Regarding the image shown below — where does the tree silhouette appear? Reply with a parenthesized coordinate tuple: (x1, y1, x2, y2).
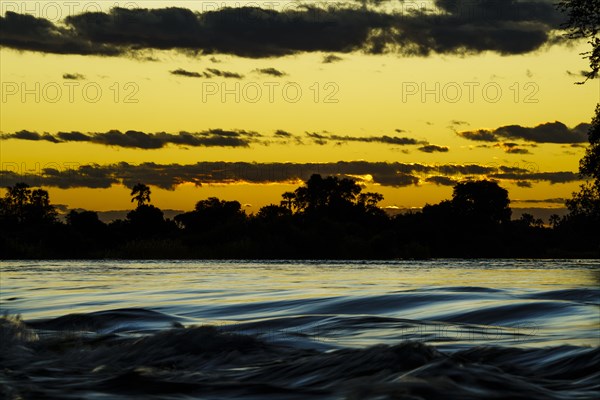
(175, 197, 245, 231)
(27, 189, 57, 223)
(131, 183, 151, 207)
(257, 204, 292, 220)
(559, 0, 600, 221)
(281, 174, 382, 218)
(67, 210, 105, 232)
(1, 183, 31, 222)
(0, 183, 56, 223)
(357, 192, 386, 216)
(280, 192, 296, 212)
(565, 83, 599, 221)
(451, 180, 511, 225)
(126, 205, 166, 236)
(549, 214, 562, 228)
(579, 104, 600, 190)
(1, 175, 599, 258)
(566, 181, 600, 217)
(517, 213, 544, 228)
(292, 174, 360, 212)
(557, 0, 599, 81)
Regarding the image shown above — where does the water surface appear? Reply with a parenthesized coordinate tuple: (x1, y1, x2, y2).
(1, 260, 599, 399)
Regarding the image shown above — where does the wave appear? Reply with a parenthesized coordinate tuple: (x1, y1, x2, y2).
(1, 311, 599, 400)
(519, 288, 600, 304)
(26, 308, 185, 334)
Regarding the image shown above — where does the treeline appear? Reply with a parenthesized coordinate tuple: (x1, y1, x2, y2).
(0, 175, 598, 259)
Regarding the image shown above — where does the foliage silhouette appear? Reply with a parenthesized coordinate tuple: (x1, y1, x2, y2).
(127, 205, 170, 237)
(558, 0, 599, 82)
(1, 175, 598, 259)
(131, 183, 151, 207)
(558, 1, 600, 247)
(0, 183, 57, 224)
(580, 104, 600, 184)
(175, 197, 246, 232)
(67, 209, 104, 230)
(546, 0, 600, 259)
(451, 180, 511, 225)
(565, 107, 600, 222)
(256, 204, 292, 220)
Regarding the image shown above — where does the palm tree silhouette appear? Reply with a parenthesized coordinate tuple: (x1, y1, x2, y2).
(131, 183, 151, 208)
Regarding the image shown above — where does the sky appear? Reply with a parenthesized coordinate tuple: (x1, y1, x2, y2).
(1, 0, 599, 217)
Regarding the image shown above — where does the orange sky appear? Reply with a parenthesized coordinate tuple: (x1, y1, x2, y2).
(0, 1, 598, 216)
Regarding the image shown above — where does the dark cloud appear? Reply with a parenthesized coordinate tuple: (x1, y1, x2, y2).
(425, 176, 458, 186)
(254, 68, 286, 77)
(273, 130, 293, 138)
(0, 3, 566, 58)
(495, 142, 532, 154)
(323, 54, 344, 63)
(433, 0, 564, 25)
(62, 73, 85, 80)
(438, 164, 499, 175)
(2, 129, 432, 149)
(206, 68, 244, 79)
(1, 166, 117, 189)
(7, 130, 60, 143)
(418, 144, 449, 153)
(516, 181, 533, 187)
(0, 161, 414, 190)
(458, 121, 590, 144)
(0, 11, 120, 55)
(43, 164, 119, 189)
(372, 172, 420, 187)
(55, 131, 89, 142)
(309, 134, 328, 146)
(506, 148, 531, 155)
(458, 129, 498, 142)
(499, 165, 534, 174)
(171, 68, 243, 78)
(495, 122, 590, 143)
(170, 68, 204, 78)
(382, 0, 564, 56)
(1, 161, 580, 191)
(306, 132, 427, 146)
(490, 171, 580, 184)
(91, 130, 164, 149)
(377, 136, 424, 145)
(2, 130, 259, 149)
